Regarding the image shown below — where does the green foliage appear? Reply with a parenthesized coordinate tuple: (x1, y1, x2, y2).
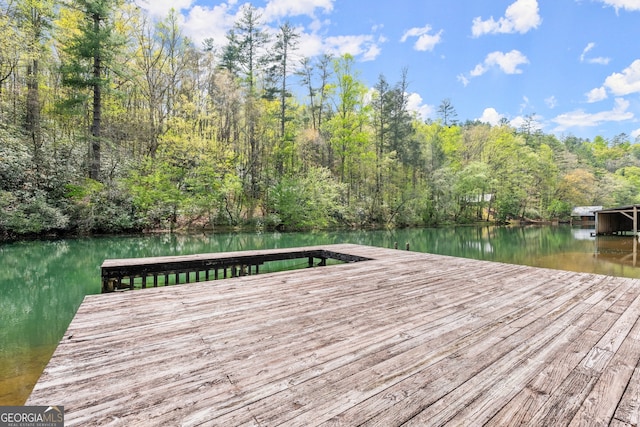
(64, 178, 140, 233)
(494, 193, 522, 222)
(547, 200, 572, 220)
(388, 188, 435, 228)
(439, 125, 464, 170)
(127, 156, 184, 229)
(3, 1, 640, 241)
(325, 54, 372, 187)
(65, 179, 104, 200)
(0, 190, 69, 235)
(126, 132, 241, 230)
(453, 161, 492, 222)
(59, 0, 123, 82)
(617, 166, 640, 188)
(0, 132, 31, 191)
(268, 167, 346, 230)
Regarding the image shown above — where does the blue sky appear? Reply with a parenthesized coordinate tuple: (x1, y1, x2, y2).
(135, 0, 640, 141)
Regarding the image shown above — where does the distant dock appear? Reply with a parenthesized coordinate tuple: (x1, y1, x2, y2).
(28, 244, 640, 426)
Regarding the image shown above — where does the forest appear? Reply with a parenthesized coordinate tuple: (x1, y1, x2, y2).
(2, 0, 640, 241)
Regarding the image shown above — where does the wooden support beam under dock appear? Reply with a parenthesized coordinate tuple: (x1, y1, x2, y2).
(28, 244, 640, 426)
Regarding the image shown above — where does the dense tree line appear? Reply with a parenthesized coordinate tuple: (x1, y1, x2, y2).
(2, 0, 640, 240)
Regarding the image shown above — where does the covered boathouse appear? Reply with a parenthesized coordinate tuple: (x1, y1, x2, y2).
(570, 206, 602, 226)
(595, 204, 640, 235)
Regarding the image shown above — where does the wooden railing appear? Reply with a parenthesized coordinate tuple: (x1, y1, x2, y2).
(101, 248, 372, 293)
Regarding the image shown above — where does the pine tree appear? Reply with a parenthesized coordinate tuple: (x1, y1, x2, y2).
(59, 0, 123, 181)
(224, 4, 270, 201)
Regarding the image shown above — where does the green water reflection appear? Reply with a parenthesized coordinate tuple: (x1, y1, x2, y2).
(1, 225, 639, 404)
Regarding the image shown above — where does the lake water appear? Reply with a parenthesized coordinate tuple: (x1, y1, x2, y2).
(2, 225, 640, 404)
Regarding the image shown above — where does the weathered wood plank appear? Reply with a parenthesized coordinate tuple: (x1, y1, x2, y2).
(161, 260, 524, 424)
(568, 292, 640, 426)
(360, 278, 610, 426)
(614, 359, 640, 426)
(490, 280, 638, 425)
(423, 299, 618, 425)
(484, 276, 638, 426)
(308, 272, 587, 425)
(27, 244, 640, 426)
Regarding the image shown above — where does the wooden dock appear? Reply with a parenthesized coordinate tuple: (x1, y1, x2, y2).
(27, 244, 640, 426)
(100, 247, 371, 293)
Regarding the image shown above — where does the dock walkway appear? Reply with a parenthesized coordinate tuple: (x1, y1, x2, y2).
(28, 244, 640, 426)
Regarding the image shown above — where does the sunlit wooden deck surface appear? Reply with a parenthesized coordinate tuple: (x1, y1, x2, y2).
(28, 244, 640, 426)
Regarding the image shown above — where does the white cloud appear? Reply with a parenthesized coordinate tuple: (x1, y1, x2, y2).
(182, 4, 239, 46)
(632, 128, 640, 140)
(324, 35, 381, 60)
(545, 96, 557, 109)
(510, 114, 543, 131)
(590, 57, 612, 65)
(510, 116, 526, 129)
(603, 59, 640, 95)
(400, 25, 443, 52)
(135, 0, 195, 17)
(135, 2, 243, 48)
(552, 98, 634, 131)
(586, 87, 608, 103)
(597, 0, 640, 12)
(406, 92, 434, 120)
(580, 42, 611, 65)
(472, 0, 542, 37)
(585, 60, 640, 104)
(263, 0, 334, 21)
(469, 50, 529, 77)
(298, 32, 326, 57)
(144, 0, 379, 62)
(457, 74, 470, 87)
(580, 42, 596, 62)
(298, 15, 386, 61)
(469, 64, 487, 77)
(478, 108, 504, 126)
(308, 17, 327, 33)
(362, 43, 382, 62)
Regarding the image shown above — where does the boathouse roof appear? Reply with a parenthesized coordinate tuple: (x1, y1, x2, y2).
(570, 205, 602, 217)
(595, 204, 640, 235)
